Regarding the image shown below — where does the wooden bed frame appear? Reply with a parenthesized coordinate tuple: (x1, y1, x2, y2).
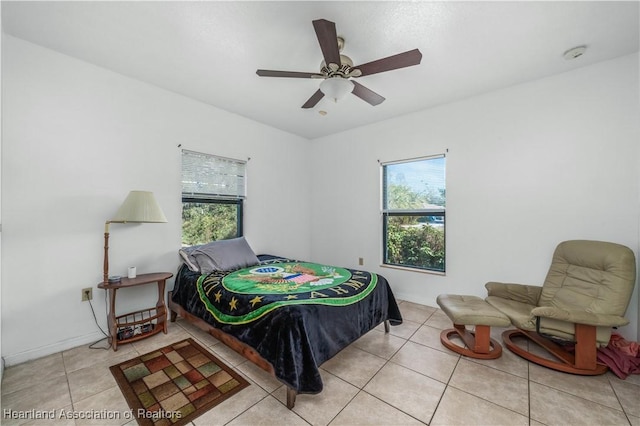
(167, 290, 390, 409)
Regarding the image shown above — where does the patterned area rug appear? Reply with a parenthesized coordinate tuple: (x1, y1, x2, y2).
(110, 338, 249, 426)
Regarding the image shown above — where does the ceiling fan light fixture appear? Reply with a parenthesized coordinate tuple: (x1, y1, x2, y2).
(256, 19, 422, 109)
(320, 77, 354, 102)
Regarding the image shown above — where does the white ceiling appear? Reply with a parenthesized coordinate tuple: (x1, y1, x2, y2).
(2, 1, 639, 139)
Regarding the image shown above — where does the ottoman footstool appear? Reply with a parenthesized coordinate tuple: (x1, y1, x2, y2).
(436, 294, 511, 359)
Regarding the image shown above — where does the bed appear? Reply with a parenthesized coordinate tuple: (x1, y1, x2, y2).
(168, 239, 402, 408)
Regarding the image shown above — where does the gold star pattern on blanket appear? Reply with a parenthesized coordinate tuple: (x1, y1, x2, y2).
(229, 297, 238, 311)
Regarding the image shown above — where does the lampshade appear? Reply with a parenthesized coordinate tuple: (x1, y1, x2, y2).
(320, 77, 354, 102)
(111, 191, 167, 223)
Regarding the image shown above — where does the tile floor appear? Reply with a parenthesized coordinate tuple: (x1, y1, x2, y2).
(1, 300, 639, 425)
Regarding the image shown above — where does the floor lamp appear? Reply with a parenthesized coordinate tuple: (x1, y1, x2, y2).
(103, 191, 168, 283)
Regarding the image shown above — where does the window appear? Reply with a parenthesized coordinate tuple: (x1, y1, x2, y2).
(181, 150, 246, 246)
(382, 155, 446, 272)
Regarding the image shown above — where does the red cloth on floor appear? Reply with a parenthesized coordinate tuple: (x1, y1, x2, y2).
(609, 333, 640, 357)
(597, 333, 640, 379)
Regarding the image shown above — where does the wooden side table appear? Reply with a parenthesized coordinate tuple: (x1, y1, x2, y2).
(98, 272, 173, 351)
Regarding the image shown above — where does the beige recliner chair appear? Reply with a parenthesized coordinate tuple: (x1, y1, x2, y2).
(485, 240, 636, 375)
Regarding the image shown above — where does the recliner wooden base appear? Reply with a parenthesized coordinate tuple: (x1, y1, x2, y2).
(440, 324, 503, 359)
(502, 327, 608, 375)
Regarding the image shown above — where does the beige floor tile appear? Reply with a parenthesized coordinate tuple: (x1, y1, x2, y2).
(620, 371, 640, 386)
(398, 303, 436, 324)
(192, 382, 267, 426)
(505, 333, 563, 368)
(208, 342, 252, 367)
(488, 325, 518, 342)
(468, 343, 529, 379)
(530, 381, 629, 425)
(67, 354, 128, 403)
(363, 362, 445, 424)
(390, 341, 458, 383)
(529, 362, 623, 411)
(376, 318, 422, 340)
(448, 358, 529, 416)
(524, 337, 560, 361)
(71, 386, 132, 426)
(1, 375, 72, 415)
(235, 360, 284, 393)
(171, 316, 198, 331)
(352, 329, 407, 360)
(608, 376, 640, 417)
(62, 341, 138, 374)
(329, 391, 423, 425)
(434, 328, 469, 357)
(424, 310, 451, 330)
(430, 386, 528, 426)
(401, 301, 437, 314)
(409, 324, 451, 353)
(274, 373, 359, 426)
(321, 345, 387, 388)
(175, 318, 222, 347)
(227, 395, 308, 425)
(488, 325, 506, 339)
(4, 298, 633, 426)
(129, 326, 192, 355)
(1, 352, 66, 395)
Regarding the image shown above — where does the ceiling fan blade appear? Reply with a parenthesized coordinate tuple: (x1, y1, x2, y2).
(312, 19, 341, 67)
(353, 49, 422, 77)
(351, 81, 385, 106)
(302, 89, 325, 109)
(257, 70, 324, 79)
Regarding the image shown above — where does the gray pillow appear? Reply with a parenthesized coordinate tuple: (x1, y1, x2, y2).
(178, 245, 201, 272)
(181, 237, 259, 273)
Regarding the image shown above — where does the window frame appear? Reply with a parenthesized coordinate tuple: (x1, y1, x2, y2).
(181, 196, 244, 240)
(380, 154, 446, 273)
(181, 150, 246, 244)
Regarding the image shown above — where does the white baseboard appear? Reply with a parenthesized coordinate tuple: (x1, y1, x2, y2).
(3, 331, 106, 367)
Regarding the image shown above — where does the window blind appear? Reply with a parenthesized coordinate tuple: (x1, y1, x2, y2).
(181, 149, 246, 199)
(382, 154, 445, 213)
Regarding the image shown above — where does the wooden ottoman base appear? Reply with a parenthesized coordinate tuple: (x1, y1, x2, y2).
(437, 294, 511, 359)
(440, 324, 503, 359)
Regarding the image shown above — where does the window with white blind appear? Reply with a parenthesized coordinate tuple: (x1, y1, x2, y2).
(181, 150, 246, 246)
(382, 154, 446, 272)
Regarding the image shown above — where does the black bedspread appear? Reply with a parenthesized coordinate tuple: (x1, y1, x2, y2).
(170, 255, 402, 394)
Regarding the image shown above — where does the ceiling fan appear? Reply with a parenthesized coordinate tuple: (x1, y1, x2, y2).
(256, 19, 422, 109)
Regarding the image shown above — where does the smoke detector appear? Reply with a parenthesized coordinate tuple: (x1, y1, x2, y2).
(563, 46, 587, 60)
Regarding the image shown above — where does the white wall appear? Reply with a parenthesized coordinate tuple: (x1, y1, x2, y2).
(310, 53, 640, 341)
(2, 35, 638, 366)
(1, 36, 311, 365)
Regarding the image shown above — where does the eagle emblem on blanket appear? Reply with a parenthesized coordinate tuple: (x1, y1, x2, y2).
(197, 260, 378, 324)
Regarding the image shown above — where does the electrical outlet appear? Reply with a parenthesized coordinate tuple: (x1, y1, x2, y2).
(81, 287, 93, 302)
(358, 257, 364, 266)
